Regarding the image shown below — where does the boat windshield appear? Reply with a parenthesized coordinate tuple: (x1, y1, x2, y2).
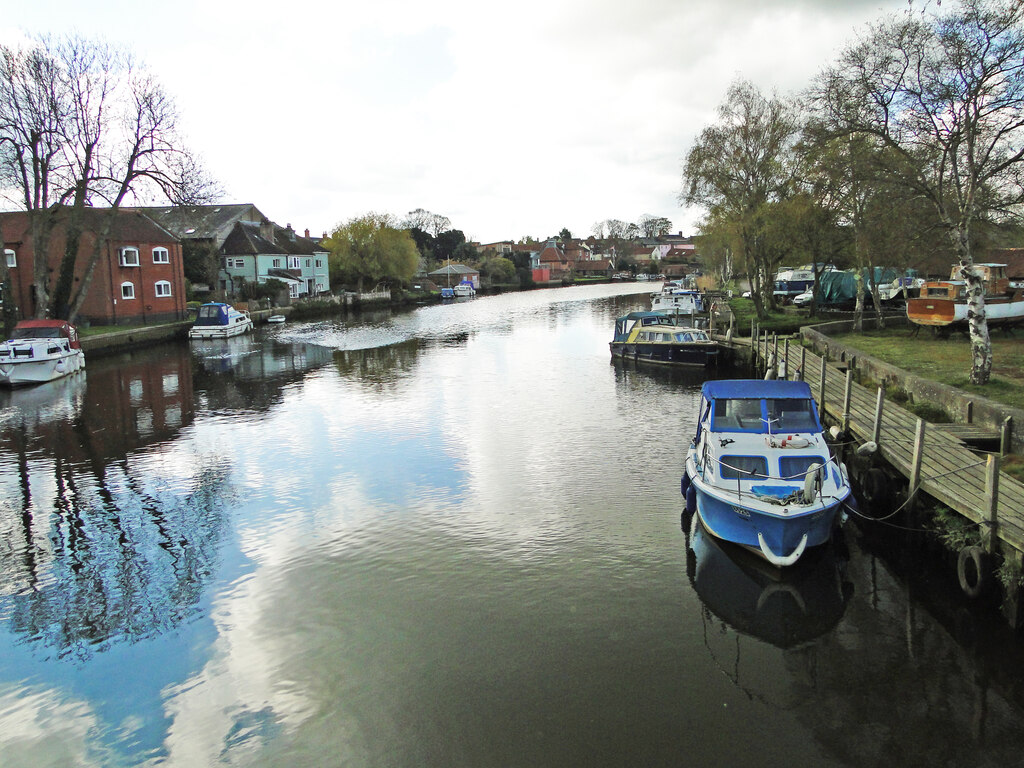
(10, 327, 63, 339)
(767, 398, 819, 432)
(711, 396, 818, 433)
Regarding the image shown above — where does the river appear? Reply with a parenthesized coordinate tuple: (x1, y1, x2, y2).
(1, 282, 1024, 767)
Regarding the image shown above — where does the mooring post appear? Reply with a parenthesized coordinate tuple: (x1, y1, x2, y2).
(1002, 416, 1013, 457)
(908, 418, 926, 512)
(966, 401, 974, 424)
(985, 453, 1000, 554)
(799, 346, 806, 382)
(1002, 549, 1024, 630)
(783, 337, 790, 380)
(818, 357, 827, 416)
(842, 369, 853, 434)
(872, 383, 886, 445)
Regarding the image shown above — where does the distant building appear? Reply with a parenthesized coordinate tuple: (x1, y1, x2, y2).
(428, 263, 480, 288)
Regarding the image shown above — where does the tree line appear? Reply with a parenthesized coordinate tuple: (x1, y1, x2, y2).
(681, 0, 1024, 385)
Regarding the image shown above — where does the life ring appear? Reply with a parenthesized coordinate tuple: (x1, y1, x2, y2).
(802, 463, 823, 504)
(957, 545, 990, 599)
(859, 467, 891, 515)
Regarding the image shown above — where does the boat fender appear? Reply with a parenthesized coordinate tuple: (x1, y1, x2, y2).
(779, 435, 810, 449)
(802, 463, 823, 504)
(680, 471, 691, 497)
(685, 484, 697, 515)
(957, 545, 990, 600)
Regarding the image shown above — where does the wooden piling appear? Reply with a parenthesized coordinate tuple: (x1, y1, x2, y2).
(842, 369, 853, 434)
(818, 357, 827, 414)
(872, 384, 886, 445)
(908, 419, 926, 512)
(985, 454, 1000, 554)
(799, 346, 806, 382)
(1002, 416, 1013, 457)
(783, 338, 790, 380)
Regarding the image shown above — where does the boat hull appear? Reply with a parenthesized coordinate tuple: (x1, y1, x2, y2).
(188, 322, 252, 339)
(0, 349, 85, 386)
(609, 341, 718, 366)
(685, 452, 846, 566)
(907, 296, 1024, 329)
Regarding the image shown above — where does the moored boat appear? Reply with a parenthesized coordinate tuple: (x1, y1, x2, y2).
(188, 302, 253, 339)
(609, 311, 718, 366)
(907, 263, 1024, 330)
(682, 379, 853, 567)
(650, 281, 704, 317)
(453, 280, 476, 297)
(0, 319, 86, 387)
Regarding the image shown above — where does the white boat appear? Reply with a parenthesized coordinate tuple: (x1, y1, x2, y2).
(453, 280, 476, 297)
(650, 281, 704, 316)
(0, 319, 86, 387)
(188, 302, 253, 339)
(609, 311, 718, 366)
(266, 315, 286, 324)
(682, 379, 854, 567)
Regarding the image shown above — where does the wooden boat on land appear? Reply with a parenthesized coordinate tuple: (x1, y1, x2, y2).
(907, 263, 1024, 330)
(682, 380, 853, 567)
(0, 319, 86, 387)
(189, 302, 253, 339)
(609, 311, 718, 366)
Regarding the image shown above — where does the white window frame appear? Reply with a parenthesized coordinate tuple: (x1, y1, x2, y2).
(289, 282, 299, 298)
(119, 247, 140, 267)
(305, 258, 311, 268)
(121, 281, 136, 299)
(273, 257, 282, 268)
(315, 259, 323, 268)
(152, 247, 169, 264)
(288, 256, 300, 269)
(4, 249, 15, 268)
(155, 280, 172, 297)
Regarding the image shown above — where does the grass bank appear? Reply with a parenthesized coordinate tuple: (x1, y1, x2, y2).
(826, 329, 1024, 412)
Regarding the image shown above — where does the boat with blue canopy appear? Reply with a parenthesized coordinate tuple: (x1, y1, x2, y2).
(188, 302, 253, 339)
(682, 379, 854, 567)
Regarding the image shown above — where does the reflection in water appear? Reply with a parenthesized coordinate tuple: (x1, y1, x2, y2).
(685, 512, 851, 649)
(4, 284, 1024, 766)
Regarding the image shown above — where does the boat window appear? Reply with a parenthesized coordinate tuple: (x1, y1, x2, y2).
(719, 455, 768, 480)
(767, 398, 819, 432)
(11, 327, 62, 339)
(711, 398, 764, 431)
(927, 286, 949, 297)
(779, 456, 827, 481)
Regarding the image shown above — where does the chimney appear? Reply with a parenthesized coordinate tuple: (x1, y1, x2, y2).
(304, 228, 310, 238)
(285, 223, 295, 241)
(260, 218, 274, 241)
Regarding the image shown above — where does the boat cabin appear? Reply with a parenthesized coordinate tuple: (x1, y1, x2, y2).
(695, 380, 822, 443)
(612, 311, 692, 343)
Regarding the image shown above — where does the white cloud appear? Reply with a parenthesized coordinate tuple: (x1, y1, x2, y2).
(1, 0, 905, 241)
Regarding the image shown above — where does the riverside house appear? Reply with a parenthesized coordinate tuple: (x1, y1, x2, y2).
(0, 207, 187, 326)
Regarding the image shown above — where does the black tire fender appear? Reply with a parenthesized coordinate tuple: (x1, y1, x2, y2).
(957, 545, 990, 600)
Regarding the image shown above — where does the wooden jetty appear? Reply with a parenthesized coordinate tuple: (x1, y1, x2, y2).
(740, 330, 1024, 585)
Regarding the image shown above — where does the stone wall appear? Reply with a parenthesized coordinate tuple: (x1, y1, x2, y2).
(799, 318, 1023, 454)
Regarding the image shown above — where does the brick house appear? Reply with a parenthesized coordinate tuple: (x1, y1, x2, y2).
(0, 208, 187, 326)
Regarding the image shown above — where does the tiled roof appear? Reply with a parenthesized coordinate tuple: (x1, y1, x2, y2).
(129, 203, 268, 245)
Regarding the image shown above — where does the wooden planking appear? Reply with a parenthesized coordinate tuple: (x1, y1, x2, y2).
(753, 336, 1024, 552)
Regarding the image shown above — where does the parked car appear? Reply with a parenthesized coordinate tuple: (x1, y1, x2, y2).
(793, 291, 814, 307)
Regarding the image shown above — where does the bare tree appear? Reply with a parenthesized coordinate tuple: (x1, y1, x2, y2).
(637, 214, 673, 238)
(0, 34, 217, 322)
(404, 208, 452, 237)
(814, 0, 1024, 384)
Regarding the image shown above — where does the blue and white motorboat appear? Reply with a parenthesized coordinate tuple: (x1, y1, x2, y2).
(188, 302, 253, 339)
(682, 379, 853, 567)
(453, 280, 476, 297)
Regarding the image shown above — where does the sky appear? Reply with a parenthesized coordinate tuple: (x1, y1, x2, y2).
(1, 0, 906, 244)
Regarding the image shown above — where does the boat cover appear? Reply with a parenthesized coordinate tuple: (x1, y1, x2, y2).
(700, 379, 812, 400)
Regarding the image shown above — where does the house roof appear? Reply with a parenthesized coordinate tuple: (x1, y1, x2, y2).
(0, 207, 178, 244)
(428, 263, 478, 277)
(129, 203, 268, 246)
(221, 221, 327, 257)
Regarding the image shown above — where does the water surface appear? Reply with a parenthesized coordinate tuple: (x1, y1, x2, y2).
(1, 283, 1023, 767)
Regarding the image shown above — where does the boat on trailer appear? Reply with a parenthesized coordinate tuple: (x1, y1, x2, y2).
(0, 319, 86, 387)
(907, 263, 1024, 330)
(682, 379, 853, 567)
(609, 311, 718, 366)
(189, 302, 253, 339)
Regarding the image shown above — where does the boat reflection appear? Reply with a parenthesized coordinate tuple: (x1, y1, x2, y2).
(684, 512, 852, 649)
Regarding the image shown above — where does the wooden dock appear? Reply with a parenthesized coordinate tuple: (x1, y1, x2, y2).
(747, 333, 1024, 562)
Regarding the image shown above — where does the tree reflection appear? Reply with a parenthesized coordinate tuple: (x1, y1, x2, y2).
(333, 337, 425, 387)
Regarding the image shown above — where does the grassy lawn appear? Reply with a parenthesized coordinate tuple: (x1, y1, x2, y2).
(828, 328, 1024, 411)
(727, 298, 827, 336)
